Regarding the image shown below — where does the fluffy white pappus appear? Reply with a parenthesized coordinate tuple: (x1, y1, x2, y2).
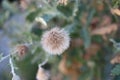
(41, 27, 70, 55)
(36, 67, 50, 80)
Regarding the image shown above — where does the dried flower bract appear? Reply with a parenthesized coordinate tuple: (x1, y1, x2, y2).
(36, 67, 50, 80)
(16, 45, 28, 56)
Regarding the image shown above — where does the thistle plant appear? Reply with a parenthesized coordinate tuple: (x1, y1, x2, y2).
(0, 0, 120, 80)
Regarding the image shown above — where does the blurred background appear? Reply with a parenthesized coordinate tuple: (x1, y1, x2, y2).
(0, 0, 120, 80)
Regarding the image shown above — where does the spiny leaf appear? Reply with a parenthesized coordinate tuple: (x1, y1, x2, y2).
(26, 9, 41, 22)
(112, 0, 120, 8)
(111, 64, 120, 76)
(81, 9, 95, 49)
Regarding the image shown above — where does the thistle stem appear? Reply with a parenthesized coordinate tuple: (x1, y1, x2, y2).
(39, 54, 50, 67)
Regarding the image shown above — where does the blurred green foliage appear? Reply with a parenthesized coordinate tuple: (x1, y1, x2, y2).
(112, 0, 120, 8)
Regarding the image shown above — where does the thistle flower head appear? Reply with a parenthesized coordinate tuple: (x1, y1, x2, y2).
(41, 27, 70, 55)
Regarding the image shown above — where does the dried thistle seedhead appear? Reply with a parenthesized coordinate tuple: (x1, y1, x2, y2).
(36, 67, 50, 80)
(58, 0, 68, 5)
(41, 27, 70, 55)
(111, 54, 120, 64)
(16, 44, 28, 57)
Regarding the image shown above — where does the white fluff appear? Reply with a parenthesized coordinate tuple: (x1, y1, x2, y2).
(41, 27, 70, 55)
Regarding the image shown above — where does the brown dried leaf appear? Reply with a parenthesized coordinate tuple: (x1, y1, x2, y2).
(70, 38, 83, 48)
(111, 8, 120, 16)
(84, 43, 100, 60)
(86, 43, 100, 55)
(100, 15, 111, 26)
(58, 54, 82, 80)
(91, 24, 118, 36)
(90, 15, 111, 30)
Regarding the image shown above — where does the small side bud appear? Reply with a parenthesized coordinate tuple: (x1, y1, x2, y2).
(14, 44, 28, 60)
(17, 45, 28, 56)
